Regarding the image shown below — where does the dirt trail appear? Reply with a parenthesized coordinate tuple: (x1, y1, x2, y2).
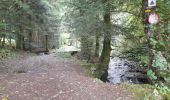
(0, 53, 132, 100)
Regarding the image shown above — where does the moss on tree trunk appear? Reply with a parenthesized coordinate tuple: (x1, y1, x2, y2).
(98, 34, 111, 76)
(97, 1, 111, 77)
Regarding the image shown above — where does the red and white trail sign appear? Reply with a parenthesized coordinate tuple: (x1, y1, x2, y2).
(148, 13, 159, 25)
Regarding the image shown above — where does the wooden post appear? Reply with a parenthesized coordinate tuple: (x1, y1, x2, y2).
(45, 35, 49, 52)
(143, 0, 156, 69)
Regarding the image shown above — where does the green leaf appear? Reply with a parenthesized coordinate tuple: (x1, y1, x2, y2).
(150, 38, 158, 45)
(147, 70, 157, 80)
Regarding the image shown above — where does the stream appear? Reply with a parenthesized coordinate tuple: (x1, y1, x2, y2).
(107, 57, 149, 84)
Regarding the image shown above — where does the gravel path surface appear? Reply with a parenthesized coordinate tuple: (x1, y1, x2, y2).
(0, 53, 132, 100)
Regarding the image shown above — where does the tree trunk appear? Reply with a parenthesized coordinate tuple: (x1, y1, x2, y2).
(95, 32, 99, 58)
(21, 33, 25, 50)
(2, 35, 5, 47)
(16, 30, 24, 50)
(16, 33, 21, 49)
(28, 32, 32, 50)
(45, 35, 49, 52)
(28, 15, 32, 51)
(16, 0, 25, 50)
(98, 34, 111, 75)
(97, 0, 111, 77)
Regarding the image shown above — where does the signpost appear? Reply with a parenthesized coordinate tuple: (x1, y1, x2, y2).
(143, 0, 159, 69)
(148, 0, 156, 7)
(148, 13, 159, 25)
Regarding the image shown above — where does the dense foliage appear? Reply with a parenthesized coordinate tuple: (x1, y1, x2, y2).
(0, 0, 170, 98)
(60, 0, 170, 92)
(0, 0, 61, 50)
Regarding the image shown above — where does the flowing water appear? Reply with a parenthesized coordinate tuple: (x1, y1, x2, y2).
(107, 57, 149, 84)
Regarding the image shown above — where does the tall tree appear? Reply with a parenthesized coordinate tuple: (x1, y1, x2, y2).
(97, 0, 112, 76)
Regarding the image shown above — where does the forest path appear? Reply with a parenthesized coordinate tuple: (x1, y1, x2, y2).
(0, 53, 132, 100)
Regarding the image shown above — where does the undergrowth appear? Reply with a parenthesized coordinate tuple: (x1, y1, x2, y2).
(0, 48, 16, 62)
(55, 52, 72, 59)
(121, 83, 170, 100)
(81, 63, 98, 77)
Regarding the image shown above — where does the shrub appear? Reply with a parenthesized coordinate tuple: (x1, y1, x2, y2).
(0, 49, 12, 61)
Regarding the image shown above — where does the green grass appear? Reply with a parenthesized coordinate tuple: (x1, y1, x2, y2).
(121, 83, 170, 100)
(55, 52, 72, 59)
(81, 63, 98, 77)
(81, 63, 96, 68)
(121, 83, 154, 100)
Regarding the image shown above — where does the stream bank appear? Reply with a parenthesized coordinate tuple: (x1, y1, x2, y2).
(104, 57, 149, 84)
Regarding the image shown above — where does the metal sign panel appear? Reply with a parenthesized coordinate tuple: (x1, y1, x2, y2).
(148, 0, 156, 7)
(148, 13, 159, 25)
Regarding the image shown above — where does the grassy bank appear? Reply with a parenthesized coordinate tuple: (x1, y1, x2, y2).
(121, 83, 170, 100)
